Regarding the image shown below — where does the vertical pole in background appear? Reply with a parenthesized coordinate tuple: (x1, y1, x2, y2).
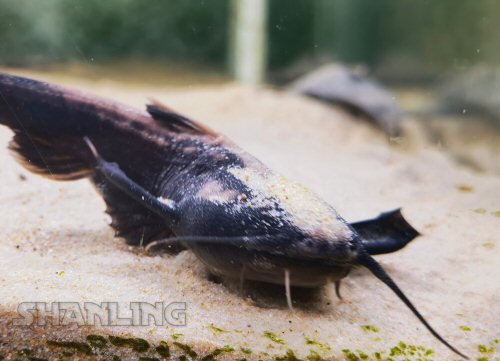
(313, 0, 336, 59)
(230, 0, 268, 86)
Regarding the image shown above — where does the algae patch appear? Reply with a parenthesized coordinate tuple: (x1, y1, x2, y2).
(201, 345, 234, 361)
(306, 350, 327, 361)
(171, 333, 184, 340)
(208, 324, 230, 334)
(155, 341, 170, 357)
(275, 349, 301, 361)
(46, 340, 93, 355)
(264, 331, 286, 344)
(361, 325, 380, 333)
(240, 347, 253, 354)
(456, 184, 474, 193)
(304, 337, 331, 352)
(108, 336, 150, 352)
(173, 341, 198, 359)
(86, 334, 108, 348)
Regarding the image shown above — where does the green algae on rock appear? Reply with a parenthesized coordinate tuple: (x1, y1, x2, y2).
(155, 341, 170, 357)
(86, 334, 108, 348)
(46, 340, 93, 355)
(264, 331, 286, 345)
(201, 345, 235, 361)
(173, 341, 198, 359)
(208, 324, 230, 334)
(361, 325, 380, 333)
(108, 336, 150, 352)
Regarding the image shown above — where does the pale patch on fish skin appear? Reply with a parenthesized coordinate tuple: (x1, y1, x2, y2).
(182, 146, 197, 155)
(197, 180, 239, 204)
(217, 136, 269, 175)
(228, 166, 353, 243)
(157, 197, 176, 208)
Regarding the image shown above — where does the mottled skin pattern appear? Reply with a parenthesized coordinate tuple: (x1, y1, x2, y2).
(0, 73, 467, 358)
(0, 73, 358, 287)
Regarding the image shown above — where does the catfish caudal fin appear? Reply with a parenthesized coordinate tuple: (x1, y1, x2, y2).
(358, 252, 469, 359)
(350, 209, 420, 255)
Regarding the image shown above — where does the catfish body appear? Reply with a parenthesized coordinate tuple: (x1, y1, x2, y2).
(0, 73, 468, 358)
(0, 73, 357, 287)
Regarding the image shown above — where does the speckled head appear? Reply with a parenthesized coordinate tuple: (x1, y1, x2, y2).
(179, 164, 468, 359)
(225, 165, 361, 262)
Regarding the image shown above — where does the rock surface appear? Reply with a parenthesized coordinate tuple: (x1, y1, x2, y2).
(0, 71, 498, 360)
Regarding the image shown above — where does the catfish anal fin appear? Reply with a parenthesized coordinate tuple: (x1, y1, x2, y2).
(93, 172, 183, 251)
(351, 209, 420, 255)
(84, 137, 181, 250)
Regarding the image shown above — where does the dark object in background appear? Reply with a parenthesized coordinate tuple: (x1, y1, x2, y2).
(440, 66, 500, 120)
(288, 64, 404, 137)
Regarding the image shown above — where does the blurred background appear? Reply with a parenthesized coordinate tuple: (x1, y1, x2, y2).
(1, 0, 499, 174)
(1, 0, 499, 82)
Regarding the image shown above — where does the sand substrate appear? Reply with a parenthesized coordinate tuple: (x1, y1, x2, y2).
(0, 72, 498, 360)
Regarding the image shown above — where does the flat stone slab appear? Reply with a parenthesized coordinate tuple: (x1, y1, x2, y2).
(0, 72, 498, 360)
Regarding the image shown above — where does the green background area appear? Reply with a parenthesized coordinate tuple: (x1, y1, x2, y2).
(0, 0, 499, 81)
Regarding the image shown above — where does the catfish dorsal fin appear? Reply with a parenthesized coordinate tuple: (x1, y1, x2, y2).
(146, 98, 217, 136)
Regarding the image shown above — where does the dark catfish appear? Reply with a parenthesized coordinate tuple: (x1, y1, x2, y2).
(0, 73, 467, 359)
